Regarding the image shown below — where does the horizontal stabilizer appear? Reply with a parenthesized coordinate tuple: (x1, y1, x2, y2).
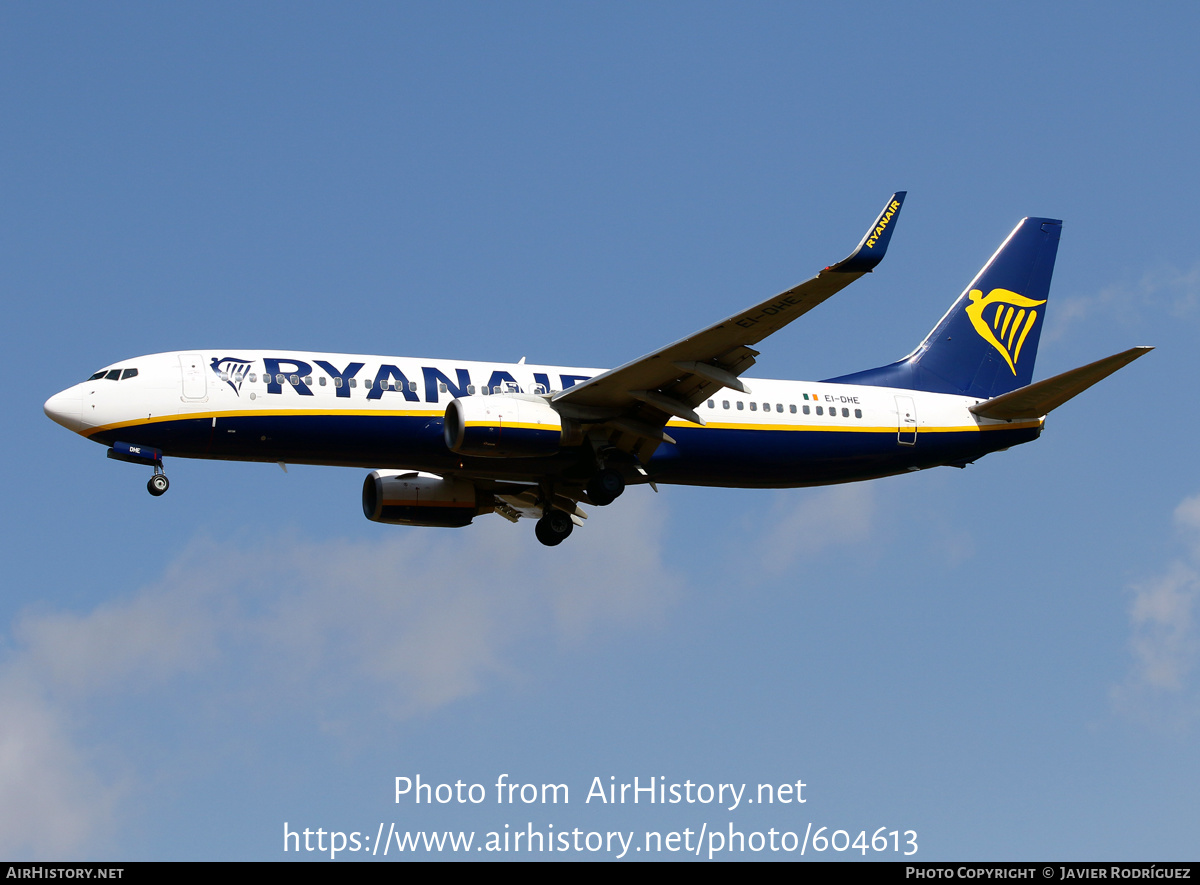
(969, 346, 1152, 420)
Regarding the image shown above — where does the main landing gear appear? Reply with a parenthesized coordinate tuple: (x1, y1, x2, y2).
(586, 467, 625, 507)
(534, 509, 574, 547)
(147, 465, 170, 497)
(533, 467, 627, 545)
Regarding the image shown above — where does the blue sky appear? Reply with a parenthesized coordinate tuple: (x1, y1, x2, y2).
(3, 2, 1198, 860)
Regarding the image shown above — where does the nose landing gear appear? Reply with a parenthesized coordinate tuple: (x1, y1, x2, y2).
(106, 442, 170, 497)
(147, 472, 170, 496)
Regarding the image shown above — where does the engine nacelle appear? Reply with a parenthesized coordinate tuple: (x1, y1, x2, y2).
(362, 470, 493, 527)
(444, 393, 581, 458)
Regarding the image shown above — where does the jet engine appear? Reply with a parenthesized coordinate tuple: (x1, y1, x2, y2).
(443, 393, 581, 458)
(362, 470, 494, 527)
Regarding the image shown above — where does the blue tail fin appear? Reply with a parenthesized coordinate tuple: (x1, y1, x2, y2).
(825, 217, 1062, 399)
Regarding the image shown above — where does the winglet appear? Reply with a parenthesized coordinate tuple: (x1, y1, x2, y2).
(827, 191, 906, 274)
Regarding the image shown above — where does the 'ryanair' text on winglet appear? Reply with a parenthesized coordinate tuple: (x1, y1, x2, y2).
(827, 191, 907, 274)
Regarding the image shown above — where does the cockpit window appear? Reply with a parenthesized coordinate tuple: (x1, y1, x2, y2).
(87, 367, 140, 381)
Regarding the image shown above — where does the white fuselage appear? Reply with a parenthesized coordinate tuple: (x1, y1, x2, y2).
(45, 350, 1041, 489)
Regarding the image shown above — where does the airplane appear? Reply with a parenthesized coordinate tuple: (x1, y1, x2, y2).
(44, 193, 1151, 546)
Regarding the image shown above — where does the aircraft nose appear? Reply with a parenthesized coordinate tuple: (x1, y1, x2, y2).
(44, 387, 85, 433)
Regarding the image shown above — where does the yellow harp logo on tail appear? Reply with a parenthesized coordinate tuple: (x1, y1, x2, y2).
(965, 288, 1047, 375)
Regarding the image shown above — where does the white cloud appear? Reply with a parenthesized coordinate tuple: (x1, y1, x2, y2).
(13, 578, 221, 696)
(1111, 493, 1200, 729)
(1172, 492, 1200, 549)
(1124, 562, 1197, 691)
(0, 676, 121, 857)
(756, 483, 877, 575)
(1045, 263, 1200, 342)
(0, 494, 680, 855)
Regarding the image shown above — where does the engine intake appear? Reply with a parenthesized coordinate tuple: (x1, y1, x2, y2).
(444, 393, 580, 458)
(362, 471, 493, 527)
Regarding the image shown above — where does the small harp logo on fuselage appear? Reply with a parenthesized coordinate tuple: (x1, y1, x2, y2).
(210, 357, 254, 395)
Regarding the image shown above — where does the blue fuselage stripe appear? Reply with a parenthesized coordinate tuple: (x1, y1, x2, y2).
(90, 413, 1040, 488)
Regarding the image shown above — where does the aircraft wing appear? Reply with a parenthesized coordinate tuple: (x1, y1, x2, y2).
(552, 192, 906, 460)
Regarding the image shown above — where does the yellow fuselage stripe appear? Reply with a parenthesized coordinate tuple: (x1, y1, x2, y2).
(83, 409, 1041, 439)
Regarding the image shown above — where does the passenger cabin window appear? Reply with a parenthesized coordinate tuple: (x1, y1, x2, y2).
(334, 377, 343, 388)
(409, 381, 418, 392)
(319, 376, 326, 386)
(722, 400, 730, 409)
(750, 402, 757, 411)
(816, 406, 823, 415)
(789, 404, 797, 414)
(854, 408, 862, 418)
(803, 405, 810, 415)
(736, 401, 744, 410)
(348, 378, 357, 388)
(467, 385, 476, 395)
